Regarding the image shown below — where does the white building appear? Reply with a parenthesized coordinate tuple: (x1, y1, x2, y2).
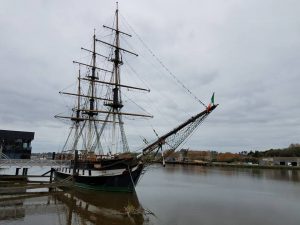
(259, 157, 300, 166)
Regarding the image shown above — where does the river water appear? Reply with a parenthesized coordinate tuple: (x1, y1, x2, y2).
(1, 164, 300, 225)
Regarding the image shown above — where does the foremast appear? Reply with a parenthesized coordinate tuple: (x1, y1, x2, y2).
(96, 4, 151, 154)
(106, 4, 126, 153)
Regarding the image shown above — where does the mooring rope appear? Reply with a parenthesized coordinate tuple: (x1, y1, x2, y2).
(127, 165, 136, 193)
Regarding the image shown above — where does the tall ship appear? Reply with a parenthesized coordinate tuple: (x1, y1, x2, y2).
(54, 4, 218, 192)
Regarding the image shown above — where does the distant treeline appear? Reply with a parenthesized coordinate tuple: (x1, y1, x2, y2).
(248, 144, 300, 158)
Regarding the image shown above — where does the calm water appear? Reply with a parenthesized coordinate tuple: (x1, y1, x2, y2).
(1, 164, 300, 225)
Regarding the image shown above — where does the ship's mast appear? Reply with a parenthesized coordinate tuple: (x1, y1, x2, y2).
(111, 4, 122, 153)
(86, 31, 97, 152)
(72, 67, 81, 151)
(95, 3, 151, 154)
(90, 30, 97, 112)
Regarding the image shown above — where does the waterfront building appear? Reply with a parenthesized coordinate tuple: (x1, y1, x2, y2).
(259, 157, 300, 167)
(165, 149, 217, 163)
(0, 130, 34, 159)
(178, 149, 189, 162)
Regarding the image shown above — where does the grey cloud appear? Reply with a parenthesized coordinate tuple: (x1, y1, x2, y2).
(0, 0, 299, 152)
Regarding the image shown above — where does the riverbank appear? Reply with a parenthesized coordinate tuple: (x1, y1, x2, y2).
(163, 161, 300, 170)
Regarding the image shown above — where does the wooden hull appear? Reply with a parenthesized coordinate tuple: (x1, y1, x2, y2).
(54, 163, 144, 192)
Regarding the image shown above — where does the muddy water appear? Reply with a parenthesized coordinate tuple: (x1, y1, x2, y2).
(1, 164, 300, 225)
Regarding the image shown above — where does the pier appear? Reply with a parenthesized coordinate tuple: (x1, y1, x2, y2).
(0, 158, 72, 195)
(0, 158, 70, 168)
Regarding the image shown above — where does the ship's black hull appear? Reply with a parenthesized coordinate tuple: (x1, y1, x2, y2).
(54, 163, 144, 192)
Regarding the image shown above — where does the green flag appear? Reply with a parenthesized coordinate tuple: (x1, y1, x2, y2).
(211, 93, 215, 105)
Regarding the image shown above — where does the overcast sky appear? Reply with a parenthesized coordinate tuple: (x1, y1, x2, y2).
(0, 0, 299, 153)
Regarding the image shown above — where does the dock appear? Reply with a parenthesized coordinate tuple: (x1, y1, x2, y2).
(0, 159, 70, 168)
(0, 158, 72, 195)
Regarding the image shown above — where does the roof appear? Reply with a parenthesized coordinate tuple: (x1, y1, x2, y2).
(0, 130, 35, 141)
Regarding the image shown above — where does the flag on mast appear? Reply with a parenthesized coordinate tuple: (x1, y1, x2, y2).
(211, 92, 215, 105)
(207, 92, 215, 111)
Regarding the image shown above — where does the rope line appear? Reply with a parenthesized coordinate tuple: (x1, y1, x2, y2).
(120, 14, 207, 108)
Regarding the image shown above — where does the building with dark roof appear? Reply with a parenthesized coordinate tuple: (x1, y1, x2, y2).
(0, 130, 34, 159)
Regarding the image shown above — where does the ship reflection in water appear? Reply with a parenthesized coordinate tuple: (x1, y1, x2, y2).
(0, 189, 147, 225)
(55, 190, 146, 225)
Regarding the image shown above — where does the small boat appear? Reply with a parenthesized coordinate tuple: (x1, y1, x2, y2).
(54, 4, 217, 192)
